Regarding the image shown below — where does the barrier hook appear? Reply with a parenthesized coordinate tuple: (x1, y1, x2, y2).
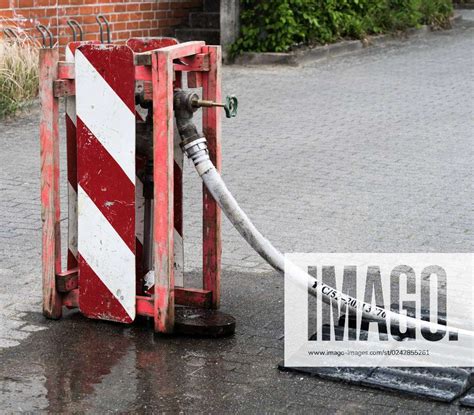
(36, 24, 54, 48)
(3, 27, 19, 41)
(95, 14, 111, 44)
(67, 19, 84, 42)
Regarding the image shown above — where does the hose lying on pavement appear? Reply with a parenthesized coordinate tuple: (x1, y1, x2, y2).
(175, 90, 473, 339)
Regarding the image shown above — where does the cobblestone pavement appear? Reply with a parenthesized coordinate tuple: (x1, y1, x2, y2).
(0, 15, 473, 413)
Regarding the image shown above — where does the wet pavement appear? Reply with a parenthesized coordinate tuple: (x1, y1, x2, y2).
(1, 271, 473, 413)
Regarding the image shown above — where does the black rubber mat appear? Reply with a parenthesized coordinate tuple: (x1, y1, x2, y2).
(363, 366, 472, 402)
(460, 386, 474, 408)
(279, 323, 473, 403)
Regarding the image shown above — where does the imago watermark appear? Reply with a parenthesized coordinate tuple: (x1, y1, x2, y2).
(284, 253, 473, 367)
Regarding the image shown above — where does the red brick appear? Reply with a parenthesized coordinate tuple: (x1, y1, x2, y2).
(77, 5, 92, 14)
(126, 3, 139, 11)
(109, 13, 122, 23)
(18, 0, 33, 7)
(128, 11, 143, 20)
(81, 15, 97, 24)
(99, 5, 114, 13)
(0, 8, 13, 17)
(115, 30, 130, 40)
(138, 20, 151, 29)
(129, 28, 146, 36)
(112, 21, 126, 31)
(64, 6, 78, 14)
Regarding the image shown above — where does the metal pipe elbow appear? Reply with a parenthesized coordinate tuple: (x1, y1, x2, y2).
(173, 89, 201, 144)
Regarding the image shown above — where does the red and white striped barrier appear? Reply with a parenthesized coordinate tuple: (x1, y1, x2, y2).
(75, 44, 136, 323)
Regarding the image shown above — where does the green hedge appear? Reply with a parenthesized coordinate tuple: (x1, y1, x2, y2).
(230, 0, 453, 56)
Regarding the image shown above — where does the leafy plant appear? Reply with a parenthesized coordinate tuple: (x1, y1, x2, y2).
(420, 0, 454, 28)
(230, 0, 453, 57)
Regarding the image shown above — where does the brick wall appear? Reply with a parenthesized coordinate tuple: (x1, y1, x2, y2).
(0, 0, 202, 49)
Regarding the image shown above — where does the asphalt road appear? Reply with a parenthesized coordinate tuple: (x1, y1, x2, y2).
(0, 14, 472, 413)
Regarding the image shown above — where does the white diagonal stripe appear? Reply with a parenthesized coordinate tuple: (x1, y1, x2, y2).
(78, 185, 135, 320)
(65, 44, 74, 62)
(75, 49, 135, 183)
(66, 97, 77, 127)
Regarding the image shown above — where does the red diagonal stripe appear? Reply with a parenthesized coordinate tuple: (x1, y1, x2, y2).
(78, 256, 132, 323)
(77, 116, 135, 252)
(67, 249, 77, 269)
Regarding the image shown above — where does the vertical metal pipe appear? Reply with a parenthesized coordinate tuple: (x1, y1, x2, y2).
(142, 161, 154, 276)
(143, 198, 153, 274)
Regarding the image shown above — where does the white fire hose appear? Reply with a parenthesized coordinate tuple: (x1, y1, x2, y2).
(183, 136, 473, 340)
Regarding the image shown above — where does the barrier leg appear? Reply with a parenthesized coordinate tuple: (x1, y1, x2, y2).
(202, 45, 222, 309)
(152, 50, 175, 333)
(39, 47, 62, 319)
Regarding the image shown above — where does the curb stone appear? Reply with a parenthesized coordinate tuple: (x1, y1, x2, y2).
(233, 14, 462, 66)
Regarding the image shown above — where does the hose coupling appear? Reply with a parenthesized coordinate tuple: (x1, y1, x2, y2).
(181, 137, 212, 176)
(182, 136, 208, 162)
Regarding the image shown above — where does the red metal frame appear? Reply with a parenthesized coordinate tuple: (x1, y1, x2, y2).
(202, 45, 222, 309)
(40, 47, 62, 320)
(39, 39, 223, 333)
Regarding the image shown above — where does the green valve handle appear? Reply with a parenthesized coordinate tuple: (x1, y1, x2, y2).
(192, 94, 238, 118)
(224, 95, 238, 118)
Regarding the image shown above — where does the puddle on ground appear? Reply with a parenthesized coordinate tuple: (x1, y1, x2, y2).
(0, 310, 250, 412)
